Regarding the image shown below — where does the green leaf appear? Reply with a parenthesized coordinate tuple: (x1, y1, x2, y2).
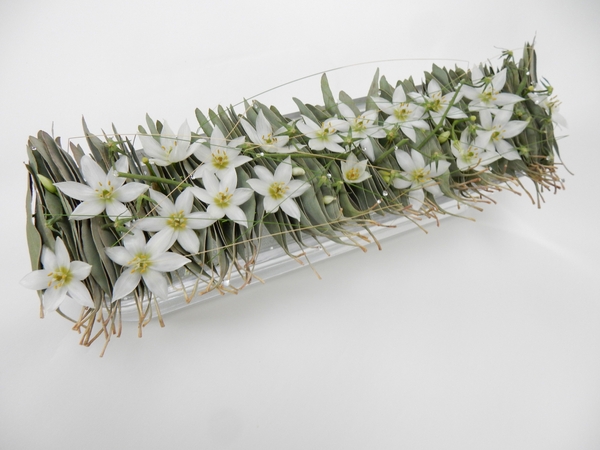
(365, 68, 380, 111)
(321, 73, 339, 116)
(25, 172, 43, 270)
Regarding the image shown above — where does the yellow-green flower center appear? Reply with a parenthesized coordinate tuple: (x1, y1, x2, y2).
(48, 267, 72, 288)
(480, 89, 497, 103)
(167, 211, 187, 231)
(262, 133, 278, 145)
(211, 150, 229, 170)
(162, 140, 177, 156)
(316, 122, 336, 140)
(352, 119, 367, 134)
(426, 97, 442, 112)
(96, 181, 114, 200)
(268, 182, 289, 200)
(129, 253, 152, 274)
(345, 168, 360, 181)
(214, 190, 233, 208)
(411, 168, 430, 184)
(393, 105, 411, 122)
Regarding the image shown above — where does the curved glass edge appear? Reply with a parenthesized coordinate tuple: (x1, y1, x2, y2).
(118, 198, 469, 321)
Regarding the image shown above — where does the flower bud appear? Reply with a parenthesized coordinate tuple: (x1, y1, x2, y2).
(37, 174, 57, 194)
(323, 195, 335, 205)
(437, 131, 450, 144)
(292, 167, 305, 176)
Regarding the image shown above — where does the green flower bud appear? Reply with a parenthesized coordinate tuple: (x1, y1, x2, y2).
(437, 131, 450, 144)
(323, 195, 335, 205)
(37, 174, 57, 194)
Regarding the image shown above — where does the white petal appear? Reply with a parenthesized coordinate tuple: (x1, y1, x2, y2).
(263, 196, 280, 214)
(241, 118, 260, 145)
(146, 229, 174, 255)
(142, 271, 168, 300)
(395, 150, 416, 172)
(67, 280, 94, 308)
(186, 212, 217, 229)
(177, 229, 200, 254)
(252, 165, 274, 183)
(114, 182, 149, 203)
(70, 199, 106, 220)
(112, 270, 141, 302)
(105, 246, 133, 266)
(106, 200, 131, 221)
(135, 217, 167, 232)
(140, 135, 166, 160)
(206, 204, 225, 219)
(54, 182, 96, 201)
(43, 286, 68, 312)
(20, 269, 51, 290)
(279, 198, 301, 220)
(151, 253, 190, 272)
(189, 186, 213, 204)
(224, 205, 249, 227)
(70, 261, 92, 280)
(274, 157, 292, 183)
(53, 237, 70, 268)
(230, 188, 253, 206)
(286, 180, 310, 198)
(408, 188, 425, 211)
(246, 179, 270, 197)
(80, 156, 108, 187)
(256, 110, 273, 139)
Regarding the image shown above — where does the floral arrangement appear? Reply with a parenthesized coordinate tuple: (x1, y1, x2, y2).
(21, 43, 566, 354)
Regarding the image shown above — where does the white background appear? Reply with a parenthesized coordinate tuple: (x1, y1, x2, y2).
(2, 1, 600, 449)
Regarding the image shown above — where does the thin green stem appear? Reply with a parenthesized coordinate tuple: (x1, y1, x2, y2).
(117, 172, 192, 188)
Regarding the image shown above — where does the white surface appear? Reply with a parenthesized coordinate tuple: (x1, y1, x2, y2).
(1, 1, 600, 449)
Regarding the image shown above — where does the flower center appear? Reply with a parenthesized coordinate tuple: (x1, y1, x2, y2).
(316, 122, 336, 140)
(491, 129, 503, 141)
(480, 88, 498, 104)
(129, 253, 152, 274)
(268, 182, 289, 200)
(162, 140, 178, 156)
(211, 150, 229, 170)
(96, 181, 114, 200)
(393, 105, 411, 122)
(48, 266, 72, 288)
(352, 118, 367, 134)
(345, 168, 361, 181)
(167, 211, 188, 231)
(426, 97, 442, 113)
(262, 133, 278, 145)
(411, 168, 430, 185)
(214, 190, 233, 208)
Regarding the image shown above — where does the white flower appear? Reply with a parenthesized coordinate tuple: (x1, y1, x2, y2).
(337, 104, 386, 161)
(241, 110, 298, 154)
(296, 116, 349, 153)
(341, 153, 371, 184)
(20, 237, 94, 313)
(192, 127, 250, 179)
(393, 149, 450, 211)
(139, 120, 201, 166)
(190, 169, 253, 227)
(105, 228, 190, 302)
(409, 79, 467, 124)
(462, 66, 524, 112)
(528, 83, 567, 128)
(246, 157, 310, 220)
(55, 156, 149, 221)
(477, 105, 529, 161)
(372, 85, 429, 142)
(134, 188, 216, 255)
(451, 130, 501, 172)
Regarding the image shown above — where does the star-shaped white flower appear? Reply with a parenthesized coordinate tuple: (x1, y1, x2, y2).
(105, 228, 190, 302)
(241, 110, 298, 154)
(190, 169, 253, 228)
(393, 149, 450, 211)
(462, 66, 524, 112)
(477, 105, 529, 161)
(192, 127, 250, 179)
(341, 153, 371, 184)
(134, 188, 216, 255)
(296, 116, 349, 153)
(55, 156, 149, 221)
(409, 79, 467, 124)
(372, 85, 430, 142)
(246, 157, 310, 220)
(139, 120, 202, 166)
(528, 83, 567, 128)
(20, 237, 94, 313)
(451, 129, 501, 172)
(337, 104, 386, 161)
